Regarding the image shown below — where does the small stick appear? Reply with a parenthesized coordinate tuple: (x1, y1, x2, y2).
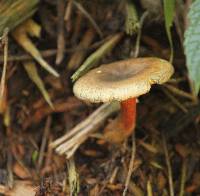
(56, 0, 66, 65)
(71, 11, 83, 43)
(37, 116, 51, 170)
(0, 49, 58, 62)
(134, 11, 148, 58)
(68, 28, 96, 69)
(0, 28, 8, 109)
(73, 1, 103, 37)
(162, 133, 174, 196)
(64, 0, 73, 23)
(122, 134, 136, 196)
(179, 159, 187, 196)
(164, 84, 196, 102)
(0, 36, 111, 63)
(109, 167, 119, 184)
(7, 151, 14, 188)
(162, 88, 188, 113)
(50, 102, 120, 157)
(56, 131, 87, 155)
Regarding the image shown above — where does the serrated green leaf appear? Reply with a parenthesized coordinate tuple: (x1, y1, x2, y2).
(163, 0, 175, 62)
(184, 0, 200, 94)
(23, 61, 54, 108)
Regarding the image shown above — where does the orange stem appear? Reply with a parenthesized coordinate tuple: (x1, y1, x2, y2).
(120, 98, 136, 136)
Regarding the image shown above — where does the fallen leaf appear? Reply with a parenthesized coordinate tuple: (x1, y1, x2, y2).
(23, 61, 53, 108)
(13, 162, 31, 179)
(6, 180, 36, 196)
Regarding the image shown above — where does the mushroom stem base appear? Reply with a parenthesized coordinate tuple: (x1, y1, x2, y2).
(120, 97, 136, 136)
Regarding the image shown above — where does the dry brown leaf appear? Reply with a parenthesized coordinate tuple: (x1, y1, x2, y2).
(106, 183, 123, 191)
(103, 117, 129, 143)
(23, 97, 82, 129)
(175, 144, 190, 158)
(5, 181, 36, 196)
(12, 19, 59, 77)
(23, 61, 53, 108)
(89, 184, 99, 196)
(157, 172, 167, 191)
(13, 162, 31, 179)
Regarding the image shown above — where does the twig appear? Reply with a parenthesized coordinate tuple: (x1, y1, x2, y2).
(0, 49, 58, 62)
(162, 88, 188, 113)
(0, 37, 110, 63)
(7, 151, 14, 188)
(179, 159, 187, 196)
(0, 28, 8, 104)
(64, 0, 73, 32)
(123, 134, 136, 196)
(160, 102, 200, 139)
(56, 0, 66, 65)
(64, 0, 73, 22)
(73, 1, 103, 37)
(134, 11, 148, 58)
(50, 102, 120, 158)
(37, 116, 51, 170)
(68, 28, 96, 69)
(109, 167, 119, 184)
(71, 10, 83, 44)
(162, 133, 174, 196)
(164, 84, 196, 102)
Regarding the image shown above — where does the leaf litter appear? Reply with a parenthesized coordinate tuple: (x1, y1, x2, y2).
(0, 0, 200, 195)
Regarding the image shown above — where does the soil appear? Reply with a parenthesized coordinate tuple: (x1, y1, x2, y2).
(0, 1, 200, 195)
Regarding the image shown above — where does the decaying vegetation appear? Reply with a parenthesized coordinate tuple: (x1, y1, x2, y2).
(0, 0, 200, 195)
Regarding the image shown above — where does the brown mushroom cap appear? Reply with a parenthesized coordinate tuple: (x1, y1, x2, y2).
(73, 57, 174, 103)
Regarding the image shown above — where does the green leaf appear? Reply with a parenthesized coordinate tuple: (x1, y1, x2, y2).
(163, 0, 175, 62)
(0, 0, 39, 36)
(23, 61, 54, 108)
(32, 150, 38, 164)
(71, 33, 122, 82)
(184, 0, 200, 94)
(125, 0, 139, 35)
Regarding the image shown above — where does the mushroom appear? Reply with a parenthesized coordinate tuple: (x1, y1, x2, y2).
(73, 57, 174, 142)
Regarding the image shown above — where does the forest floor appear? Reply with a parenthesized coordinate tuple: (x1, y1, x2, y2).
(0, 1, 200, 195)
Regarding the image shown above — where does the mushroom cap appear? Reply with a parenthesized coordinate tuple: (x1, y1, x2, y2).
(73, 57, 174, 103)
